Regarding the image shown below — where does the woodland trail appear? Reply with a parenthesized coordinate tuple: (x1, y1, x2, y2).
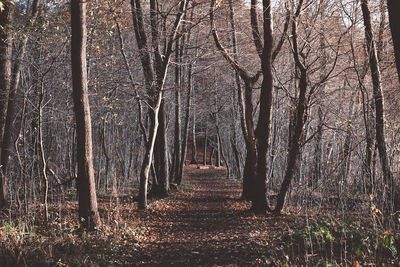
(131, 166, 289, 266)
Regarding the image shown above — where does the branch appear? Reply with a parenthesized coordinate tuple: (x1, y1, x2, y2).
(271, 3, 290, 63)
(290, 0, 306, 73)
(209, 0, 251, 82)
(250, 0, 263, 60)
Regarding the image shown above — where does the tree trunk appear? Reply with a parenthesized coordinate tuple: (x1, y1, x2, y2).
(273, 0, 307, 214)
(177, 63, 193, 185)
(216, 114, 222, 167)
(209, 147, 215, 166)
(251, 0, 274, 214)
(190, 112, 198, 164)
(361, 0, 394, 218)
(311, 107, 323, 188)
(132, 0, 187, 208)
(229, 0, 247, 143)
(387, 0, 400, 84)
(71, 0, 100, 230)
(138, 93, 162, 209)
(387, 0, 400, 216)
(241, 80, 257, 200)
(203, 127, 207, 165)
(274, 69, 307, 214)
(152, 101, 169, 197)
(172, 40, 182, 182)
(0, 2, 14, 209)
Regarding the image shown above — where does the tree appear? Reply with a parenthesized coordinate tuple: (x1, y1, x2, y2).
(0, 0, 40, 213)
(131, 0, 187, 209)
(71, 0, 100, 229)
(210, 0, 289, 203)
(266, 0, 340, 214)
(387, 0, 400, 83)
(251, 0, 274, 214)
(0, 0, 13, 208)
(361, 0, 394, 220)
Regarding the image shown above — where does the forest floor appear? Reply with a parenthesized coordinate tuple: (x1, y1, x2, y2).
(1, 165, 399, 266)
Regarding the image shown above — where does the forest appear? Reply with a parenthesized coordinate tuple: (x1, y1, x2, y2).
(0, 0, 399, 265)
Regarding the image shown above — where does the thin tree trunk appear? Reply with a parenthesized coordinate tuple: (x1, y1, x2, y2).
(38, 80, 49, 221)
(273, 0, 307, 214)
(177, 63, 193, 185)
(274, 70, 307, 214)
(209, 147, 215, 166)
(132, 0, 187, 208)
(138, 92, 162, 209)
(216, 115, 221, 167)
(172, 40, 182, 181)
(1, 0, 40, 205)
(203, 127, 207, 165)
(311, 107, 323, 188)
(71, 0, 100, 229)
(190, 112, 198, 164)
(228, 0, 247, 146)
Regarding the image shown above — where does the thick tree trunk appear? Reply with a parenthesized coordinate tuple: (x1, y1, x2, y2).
(387, 0, 400, 215)
(387, 0, 400, 84)
(251, 0, 274, 214)
(0, 2, 14, 208)
(361, 0, 394, 217)
(71, 0, 100, 229)
(152, 101, 169, 197)
(242, 81, 257, 200)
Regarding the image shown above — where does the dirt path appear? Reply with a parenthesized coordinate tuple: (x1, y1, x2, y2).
(131, 166, 287, 266)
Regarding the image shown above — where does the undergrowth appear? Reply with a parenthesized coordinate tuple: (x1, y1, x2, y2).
(281, 216, 400, 266)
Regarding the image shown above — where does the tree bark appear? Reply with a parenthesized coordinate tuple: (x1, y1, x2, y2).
(177, 63, 193, 185)
(241, 80, 258, 200)
(203, 127, 207, 165)
(0, 1, 14, 208)
(190, 111, 198, 164)
(387, 0, 400, 84)
(152, 101, 169, 197)
(172, 40, 182, 181)
(228, 0, 247, 146)
(71, 0, 100, 229)
(251, 0, 274, 214)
